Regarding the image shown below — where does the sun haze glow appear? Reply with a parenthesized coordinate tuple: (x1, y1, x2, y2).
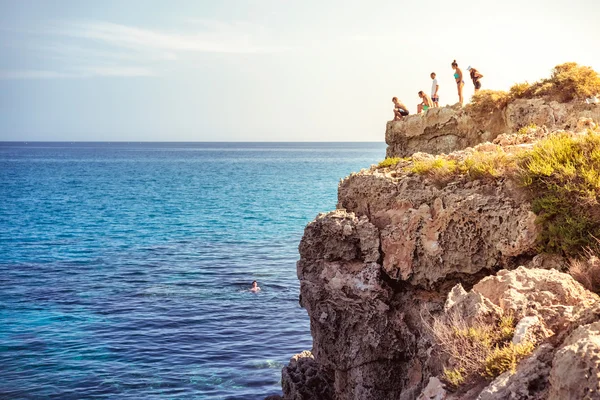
(0, 0, 599, 142)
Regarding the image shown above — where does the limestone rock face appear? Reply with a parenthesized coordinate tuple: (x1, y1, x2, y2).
(338, 173, 537, 287)
(295, 210, 437, 400)
(548, 321, 600, 400)
(275, 101, 600, 399)
(386, 100, 600, 158)
(473, 267, 598, 334)
(385, 105, 504, 158)
(281, 351, 333, 400)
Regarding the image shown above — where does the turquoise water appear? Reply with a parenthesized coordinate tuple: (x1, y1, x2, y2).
(0, 142, 385, 399)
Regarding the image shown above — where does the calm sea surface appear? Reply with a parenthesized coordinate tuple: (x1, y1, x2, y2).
(0, 142, 385, 400)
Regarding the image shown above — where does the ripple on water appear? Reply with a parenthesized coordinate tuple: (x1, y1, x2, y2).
(0, 142, 386, 399)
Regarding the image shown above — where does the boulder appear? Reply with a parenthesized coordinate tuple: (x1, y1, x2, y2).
(281, 351, 333, 400)
(548, 321, 600, 400)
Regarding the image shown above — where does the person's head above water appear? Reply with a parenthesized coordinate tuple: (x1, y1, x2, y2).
(250, 280, 261, 291)
(252, 280, 257, 287)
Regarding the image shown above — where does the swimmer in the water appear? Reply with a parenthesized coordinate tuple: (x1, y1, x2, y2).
(250, 280, 261, 292)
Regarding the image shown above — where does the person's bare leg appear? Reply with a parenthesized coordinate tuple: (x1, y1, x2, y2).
(417, 104, 423, 114)
(458, 83, 464, 105)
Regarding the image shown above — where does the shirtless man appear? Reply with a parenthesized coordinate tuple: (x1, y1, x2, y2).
(250, 280, 261, 292)
(392, 97, 409, 121)
(417, 91, 434, 114)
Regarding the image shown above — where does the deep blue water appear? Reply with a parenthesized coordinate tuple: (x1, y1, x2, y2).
(0, 142, 385, 400)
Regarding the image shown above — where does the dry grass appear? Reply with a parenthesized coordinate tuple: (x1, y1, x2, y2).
(428, 312, 531, 387)
(462, 148, 517, 180)
(527, 62, 600, 102)
(408, 157, 459, 182)
(470, 62, 600, 113)
(468, 90, 511, 114)
(569, 245, 600, 294)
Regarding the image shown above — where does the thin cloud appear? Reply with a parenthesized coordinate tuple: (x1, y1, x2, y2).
(0, 19, 287, 80)
(0, 66, 155, 79)
(60, 21, 288, 54)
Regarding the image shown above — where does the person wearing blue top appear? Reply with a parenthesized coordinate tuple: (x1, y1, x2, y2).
(451, 60, 464, 106)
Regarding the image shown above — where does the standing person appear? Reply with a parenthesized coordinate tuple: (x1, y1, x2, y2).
(467, 66, 484, 92)
(392, 97, 409, 120)
(451, 60, 464, 105)
(417, 91, 433, 114)
(430, 72, 440, 107)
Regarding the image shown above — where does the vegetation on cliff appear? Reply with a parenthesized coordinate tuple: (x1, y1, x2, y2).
(518, 131, 600, 255)
(378, 127, 600, 256)
(432, 313, 534, 387)
(468, 62, 600, 113)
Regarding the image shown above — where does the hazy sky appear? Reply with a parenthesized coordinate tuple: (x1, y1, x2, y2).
(1, 0, 599, 142)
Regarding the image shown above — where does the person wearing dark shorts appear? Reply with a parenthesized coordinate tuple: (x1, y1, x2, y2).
(392, 97, 409, 120)
(430, 72, 439, 107)
(468, 66, 483, 92)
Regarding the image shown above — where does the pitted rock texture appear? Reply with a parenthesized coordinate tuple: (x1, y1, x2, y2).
(281, 351, 333, 400)
(277, 115, 600, 399)
(386, 99, 600, 158)
(338, 172, 537, 287)
(473, 267, 599, 334)
(385, 104, 504, 158)
(296, 210, 436, 399)
(548, 321, 600, 400)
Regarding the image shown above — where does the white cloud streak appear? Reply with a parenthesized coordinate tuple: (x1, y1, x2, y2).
(1, 19, 286, 80)
(61, 21, 288, 54)
(0, 66, 155, 80)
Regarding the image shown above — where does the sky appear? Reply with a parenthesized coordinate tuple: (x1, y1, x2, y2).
(0, 0, 599, 142)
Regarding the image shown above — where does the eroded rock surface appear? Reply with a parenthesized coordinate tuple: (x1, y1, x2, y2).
(386, 100, 600, 158)
(338, 172, 537, 287)
(281, 351, 333, 400)
(548, 321, 600, 400)
(274, 102, 600, 399)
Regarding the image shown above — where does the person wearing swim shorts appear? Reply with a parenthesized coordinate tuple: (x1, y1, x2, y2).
(392, 97, 409, 120)
(467, 66, 484, 92)
(430, 72, 439, 107)
(451, 60, 464, 106)
(417, 91, 433, 114)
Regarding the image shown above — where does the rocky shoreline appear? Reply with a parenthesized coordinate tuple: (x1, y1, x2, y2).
(270, 95, 600, 399)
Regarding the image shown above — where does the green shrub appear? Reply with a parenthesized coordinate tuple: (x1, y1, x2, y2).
(461, 149, 515, 179)
(468, 63, 600, 114)
(483, 342, 535, 378)
(444, 368, 466, 387)
(518, 131, 600, 255)
(521, 63, 600, 102)
(408, 158, 459, 181)
(509, 82, 531, 99)
(377, 157, 403, 169)
(517, 123, 538, 135)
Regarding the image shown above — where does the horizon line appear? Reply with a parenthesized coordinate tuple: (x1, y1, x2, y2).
(0, 140, 386, 144)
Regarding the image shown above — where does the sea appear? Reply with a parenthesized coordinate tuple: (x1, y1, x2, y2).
(0, 142, 386, 400)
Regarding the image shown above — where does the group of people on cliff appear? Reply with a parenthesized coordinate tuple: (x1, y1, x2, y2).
(393, 60, 483, 121)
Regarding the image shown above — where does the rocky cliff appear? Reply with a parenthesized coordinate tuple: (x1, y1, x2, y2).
(385, 99, 600, 158)
(274, 94, 600, 399)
